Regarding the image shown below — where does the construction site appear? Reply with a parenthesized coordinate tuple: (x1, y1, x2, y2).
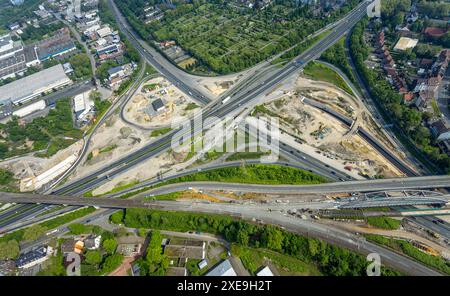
(251, 76, 406, 179)
(122, 77, 200, 129)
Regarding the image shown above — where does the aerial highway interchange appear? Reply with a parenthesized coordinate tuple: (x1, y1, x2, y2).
(1, 0, 450, 277)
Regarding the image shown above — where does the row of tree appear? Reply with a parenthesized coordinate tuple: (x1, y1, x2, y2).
(119, 208, 399, 276)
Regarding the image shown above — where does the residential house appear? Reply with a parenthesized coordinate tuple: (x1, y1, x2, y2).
(429, 119, 450, 156)
(429, 119, 450, 139)
(16, 246, 54, 269)
(107, 63, 133, 88)
(403, 92, 415, 105)
(74, 241, 84, 254)
(84, 235, 102, 250)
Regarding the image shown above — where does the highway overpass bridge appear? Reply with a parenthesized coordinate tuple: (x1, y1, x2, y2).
(338, 190, 450, 209)
(0, 178, 449, 210)
(338, 196, 449, 209)
(135, 175, 450, 197)
(0, 190, 448, 211)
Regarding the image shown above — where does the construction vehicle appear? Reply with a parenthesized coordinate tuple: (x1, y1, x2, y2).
(411, 241, 440, 257)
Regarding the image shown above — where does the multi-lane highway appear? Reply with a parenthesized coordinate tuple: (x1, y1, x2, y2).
(108, 0, 212, 105)
(0, 0, 384, 230)
(49, 0, 373, 195)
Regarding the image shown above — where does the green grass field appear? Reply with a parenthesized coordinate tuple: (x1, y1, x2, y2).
(158, 164, 328, 186)
(117, 164, 328, 199)
(303, 61, 354, 95)
(366, 217, 402, 230)
(150, 128, 172, 137)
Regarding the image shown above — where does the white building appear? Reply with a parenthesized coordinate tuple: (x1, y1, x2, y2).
(0, 34, 23, 60)
(12, 100, 46, 118)
(0, 64, 72, 106)
(198, 259, 208, 270)
(73, 90, 94, 121)
(0, 34, 40, 80)
(21, 154, 78, 191)
(256, 266, 274, 276)
(96, 26, 112, 38)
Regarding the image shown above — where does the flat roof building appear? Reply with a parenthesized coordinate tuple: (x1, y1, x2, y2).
(0, 64, 72, 106)
(164, 239, 205, 260)
(205, 259, 237, 276)
(97, 26, 112, 38)
(36, 28, 76, 61)
(152, 98, 165, 112)
(256, 266, 274, 276)
(73, 90, 94, 121)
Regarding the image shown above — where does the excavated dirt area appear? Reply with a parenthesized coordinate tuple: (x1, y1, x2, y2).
(201, 79, 236, 96)
(256, 78, 404, 178)
(0, 141, 83, 192)
(68, 112, 199, 195)
(123, 77, 200, 129)
(296, 77, 406, 160)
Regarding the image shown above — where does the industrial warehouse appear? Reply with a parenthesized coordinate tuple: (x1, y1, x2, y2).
(0, 63, 72, 106)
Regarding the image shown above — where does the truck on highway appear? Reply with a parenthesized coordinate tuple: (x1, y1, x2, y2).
(222, 96, 231, 104)
(46, 229, 58, 236)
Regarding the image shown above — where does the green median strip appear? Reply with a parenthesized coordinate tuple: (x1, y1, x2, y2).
(112, 164, 328, 199)
(303, 61, 355, 96)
